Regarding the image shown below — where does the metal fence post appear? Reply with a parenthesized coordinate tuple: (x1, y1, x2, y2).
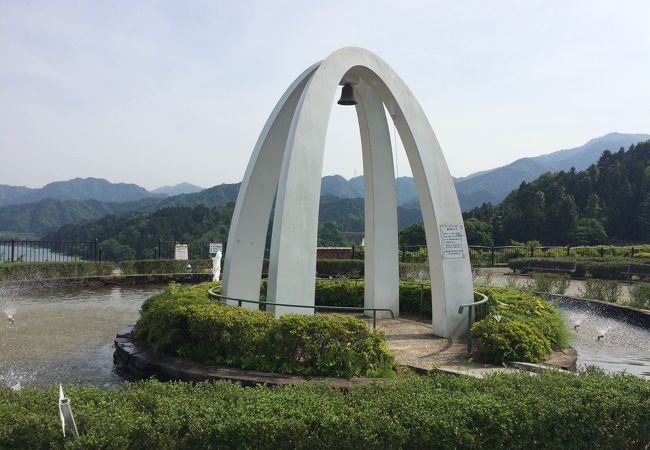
(600, 247, 604, 258)
(351, 244, 355, 259)
(158, 239, 162, 259)
(401, 244, 406, 262)
(10, 238, 15, 262)
(530, 246, 534, 257)
(631, 247, 635, 258)
(94, 239, 98, 261)
(490, 246, 495, 267)
(566, 245, 570, 257)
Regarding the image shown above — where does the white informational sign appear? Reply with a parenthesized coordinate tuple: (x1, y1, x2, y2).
(174, 244, 189, 260)
(439, 225, 466, 259)
(209, 242, 223, 254)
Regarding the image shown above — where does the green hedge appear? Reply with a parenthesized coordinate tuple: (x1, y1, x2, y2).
(313, 278, 432, 317)
(120, 259, 213, 275)
(471, 286, 570, 363)
(1, 372, 648, 449)
(135, 282, 395, 377)
(508, 257, 650, 280)
(0, 261, 113, 281)
(316, 259, 429, 280)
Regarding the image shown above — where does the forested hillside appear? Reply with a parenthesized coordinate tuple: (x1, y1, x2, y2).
(45, 204, 234, 260)
(464, 140, 650, 245)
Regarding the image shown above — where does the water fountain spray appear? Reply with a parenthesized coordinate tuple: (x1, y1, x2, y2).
(4, 308, 15, 324)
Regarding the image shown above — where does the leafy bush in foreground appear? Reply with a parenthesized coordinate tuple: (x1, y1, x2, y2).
(1, 371, 648, 449)
(472, 286, 570, 363)
(0, 261, 113, 281)
(135, 283, 395, 377)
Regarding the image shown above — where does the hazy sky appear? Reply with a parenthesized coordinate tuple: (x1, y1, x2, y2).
(1, 0, 649, 190)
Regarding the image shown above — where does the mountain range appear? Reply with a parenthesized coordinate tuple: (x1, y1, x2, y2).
(151, 182, 204, 196)
(453, 132, 650, 209)
(323, 132, 650, 210)
(0, 177, 158, 207)
(0, 131, 647, 236)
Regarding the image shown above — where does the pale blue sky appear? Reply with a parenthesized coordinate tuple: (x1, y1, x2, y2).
(1, 0, 649, 190)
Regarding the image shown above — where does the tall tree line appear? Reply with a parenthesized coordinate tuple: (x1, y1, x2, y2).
(464, 140, 650, 245)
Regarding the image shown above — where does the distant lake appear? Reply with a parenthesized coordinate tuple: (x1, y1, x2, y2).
(0, 241, 96, 263)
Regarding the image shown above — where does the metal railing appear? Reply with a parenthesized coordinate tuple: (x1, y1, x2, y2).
(0, 239, 101, 263)
(458, 292, 489, 353)
(207, 287, 395, 329)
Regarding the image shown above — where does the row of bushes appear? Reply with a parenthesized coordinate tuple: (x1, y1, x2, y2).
(135, 282, 395, 378)
(264, 278, 563, 363)
(471, 286, 571, 363)
(0, 261, 113, 281)
(117, 258, 429, 279)
(508, 257, 650, 280)
(2, 371, 648, 449)
(262, 278, 436, 318)
(119, 259, 213, 275)
(317, 259, 430, 279)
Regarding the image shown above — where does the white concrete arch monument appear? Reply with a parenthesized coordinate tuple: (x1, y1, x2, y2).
(222, 47, 473, 338)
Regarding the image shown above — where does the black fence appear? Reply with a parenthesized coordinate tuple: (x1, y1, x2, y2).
(0, 239, 101, 263)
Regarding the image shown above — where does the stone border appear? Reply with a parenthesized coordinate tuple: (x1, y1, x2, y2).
(0, 273, 212, 288)
(542, 293, 650, 329)
(114, 326, 388, 388)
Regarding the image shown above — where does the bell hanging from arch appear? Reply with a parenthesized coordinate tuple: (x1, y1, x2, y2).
(337, 83, 357, 106)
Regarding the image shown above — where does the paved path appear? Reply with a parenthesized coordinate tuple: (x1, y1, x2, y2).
(473, 267, 634, 302)
(367, 316, 518, 378)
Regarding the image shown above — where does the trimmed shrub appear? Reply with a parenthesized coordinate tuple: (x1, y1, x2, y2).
(1, 372, 648, 449)
(120, 259, 212, 275)
(629, 282, 650, 309)
(508, 257, 650, 280)
(579, 278, 623, 303)
(471, 287, 570, 363)
(0, 261, 113, 281)
(315, 259, 429, 280)
(530, 272, 570, 294)
(135, 282, 395, 377)
(316, 259, 364, 277)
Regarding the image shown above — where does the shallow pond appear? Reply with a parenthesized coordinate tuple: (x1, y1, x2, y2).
(0, 284, 165, 388)
(1, 284, 649, 387)
(555, 302, 650, 379)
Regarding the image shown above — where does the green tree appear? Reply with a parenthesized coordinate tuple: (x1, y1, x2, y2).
(399, 221, 425, 245)
(575, 218, 607, 245)
(464, 218, 493, 246)
(317, 221, 350, 246)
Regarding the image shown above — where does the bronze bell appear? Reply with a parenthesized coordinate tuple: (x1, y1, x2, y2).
(337, 83, 357, 105)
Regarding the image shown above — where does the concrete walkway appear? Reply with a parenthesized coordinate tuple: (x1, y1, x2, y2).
(473, 267, 634, 302)
(367, 316, 518, 378)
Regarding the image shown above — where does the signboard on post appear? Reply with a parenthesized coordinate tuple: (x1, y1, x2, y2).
(209, 242, 223, 254)
(174, 243, 189, 260)
(439, 225, 466, 259)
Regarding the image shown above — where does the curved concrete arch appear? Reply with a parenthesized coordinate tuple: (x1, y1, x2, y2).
(224, 47, 473, 337)
(222, 63, 320, 306)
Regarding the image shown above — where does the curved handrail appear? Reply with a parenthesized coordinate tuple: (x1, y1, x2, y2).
(207, 287, 395, 329)
(457, 292, 489, 353)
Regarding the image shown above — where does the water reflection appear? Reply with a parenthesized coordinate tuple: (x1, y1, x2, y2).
(0, 284, 165, 387)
